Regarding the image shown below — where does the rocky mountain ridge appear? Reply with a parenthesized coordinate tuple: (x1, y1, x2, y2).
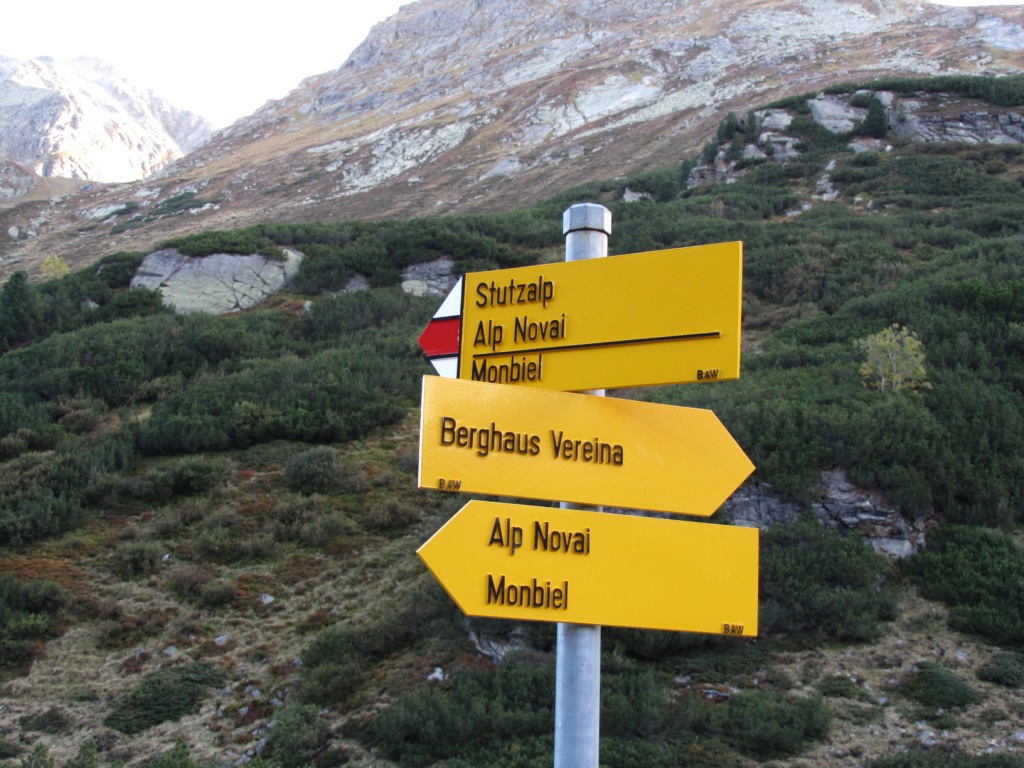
(3, 0, 1024, 280)
(0, 56, 212, 184)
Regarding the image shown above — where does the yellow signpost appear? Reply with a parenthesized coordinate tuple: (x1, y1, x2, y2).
(418, 375, 754, 517)
(418, 500, 759, 635)
(419, 242, 743, 392)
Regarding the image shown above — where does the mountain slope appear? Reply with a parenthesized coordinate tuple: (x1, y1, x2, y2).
(1, 112, 1023, 765)
(0, 57, 212, 184)
(3, 0, 1024, 279)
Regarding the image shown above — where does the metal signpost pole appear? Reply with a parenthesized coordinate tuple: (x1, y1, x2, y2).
(553, 203, 610, 768)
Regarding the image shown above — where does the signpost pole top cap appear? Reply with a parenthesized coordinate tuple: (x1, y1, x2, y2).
(563, 203, 612, 236)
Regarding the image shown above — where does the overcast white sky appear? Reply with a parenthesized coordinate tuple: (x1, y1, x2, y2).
(2, 0, 1019, 129)
(2, 0, 412, 128)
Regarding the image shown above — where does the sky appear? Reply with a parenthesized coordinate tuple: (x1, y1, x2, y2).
(2, 0, 1021, 129)
(2, 0, 412, 128)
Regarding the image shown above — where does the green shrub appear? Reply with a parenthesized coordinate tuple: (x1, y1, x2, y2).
(198, 580, 239, 609)
(902, 525, 1024, 645)
(285, 447, 339, 494)
(150, 192, 220, 218)
(18, 707, 70, 734)
(299, 578, 458, 708)
(0, 576, 73, 677)
(103, 662, 226, 734)
(160, 228, 282, 259)
(111, 540, 164, 579)
(193, 525, 273, 565)
(901, 662, 980, 712)
(977, 652, 1024, 688)
(759, 514, 898, 640)
(167, 457, 227, 494)
(93, 251, 146, 288)
(272, 495, 360, 549)
(370, 656, 554, 767)
(694, 690, 832, 758)
(601, 667, 678, 740)
(818, 675, 868, 700)
(16, 744, 53, 768)
(298, 622, 404, 706)
(364, 498, 419, 530)
(264, 703, 329, 768)
(603, 627, 713, 661)
(64, 740, 100, 768)
(0, 739, 23, 759)
(165, 564, 216, 600)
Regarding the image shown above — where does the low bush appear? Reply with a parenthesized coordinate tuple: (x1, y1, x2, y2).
(368, 660, 831, 766)
(364, 498, 419, 530)
(901, 662, 980, 712)
(0, 739, 22, 759)
(197, 580, 238, 610)
(285, 447, 339, 494)
(18, 707, 70, 734)
(111, 541, 164, 579)
(299, 577, 458, 708)
(818, 674, 869, 700)
(902, 525, 1024, 645)
(159, 228, 282, 259)
(0, 576, 73, 677)
(369, 656, 554, 767)
(103, 662, 226, 734)
(759, 514, 898, 640)
(165, 564, 217, 600)
(977, 652, 1024, 688)
(707, 690, 832, 758)
(263, 703, 330, 768)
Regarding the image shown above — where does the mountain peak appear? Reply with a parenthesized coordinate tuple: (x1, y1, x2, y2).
(0, 56, 213, 184)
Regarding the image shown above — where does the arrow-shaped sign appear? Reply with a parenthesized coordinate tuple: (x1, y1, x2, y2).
(417, 242, 742, 392)
(418, 500, 759, 634)
(418, 375, 754, 517)
(418, 277, 463, 379)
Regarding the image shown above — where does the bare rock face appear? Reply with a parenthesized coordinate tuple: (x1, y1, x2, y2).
(0, 57, 212, 183)
(808, 97, 867, 134)
(686, 90, 1024, 190)
(130, 248, 302, 315)
(0, 160, 37, 202)
(724, 470, 926, 558)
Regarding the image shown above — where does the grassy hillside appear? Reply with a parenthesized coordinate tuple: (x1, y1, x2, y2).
(1, 77, 1023, 768)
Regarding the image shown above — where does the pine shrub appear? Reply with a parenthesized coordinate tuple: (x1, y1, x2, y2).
(104, 662, 226, 734)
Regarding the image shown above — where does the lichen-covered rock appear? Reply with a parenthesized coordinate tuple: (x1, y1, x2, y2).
(130, 248, 302, 315)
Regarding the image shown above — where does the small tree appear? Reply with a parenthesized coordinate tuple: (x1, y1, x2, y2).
(0, 271, 42, 351)
(856, 324, 930, 393)
(857, 97, 889, 139)
(39, 254, 70, 281)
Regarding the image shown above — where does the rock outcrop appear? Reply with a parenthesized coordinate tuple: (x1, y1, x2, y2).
(687, 89, 1024, 190)
(130, 248, 302, 315)
(724, 469, 926, 558)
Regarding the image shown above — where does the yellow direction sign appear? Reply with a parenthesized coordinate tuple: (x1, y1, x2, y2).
(418, 500, 759, 634)
(418, 376, 754, 516)
(419, 242, 743, 391)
